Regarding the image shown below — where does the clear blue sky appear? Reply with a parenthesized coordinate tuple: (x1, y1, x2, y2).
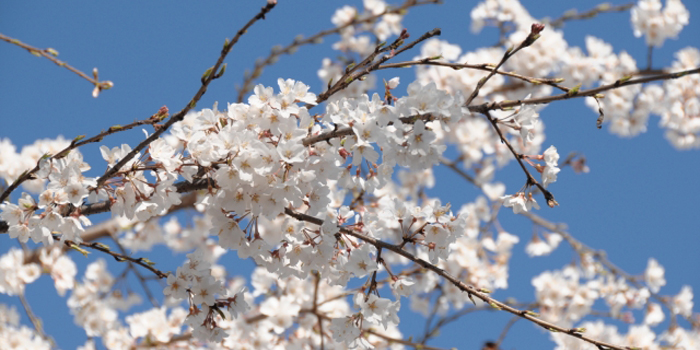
(1, 1, 698, 349)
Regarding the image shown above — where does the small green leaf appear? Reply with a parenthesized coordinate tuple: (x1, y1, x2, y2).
(618, 75, 632, 84)
(567, 83, 582, 96)
(54, 149, 70, 159)
(525, 310, 540, 317)
(46, 48, 59, 56)
(71, 244, 89, 257)
(139, 258, 156, 267)
(72, 135, 86, 143)
(201, 67, 214, 81)
(217, 63, 227, 78)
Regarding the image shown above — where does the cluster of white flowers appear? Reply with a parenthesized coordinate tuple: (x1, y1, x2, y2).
(0, 0, 698, 349)
(0, 303, 51, 350)
(631, 0, 690, 47)
(532, 257, 696, 349)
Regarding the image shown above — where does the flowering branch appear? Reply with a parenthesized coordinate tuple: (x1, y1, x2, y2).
(469, 67, 700, 112)
(465, 23, 546, 106)
(283, 207, 629, 350)
(314, 27, 442, 106)
(378, 59, 570, 92)
(236, 0, 441, 103)
(484, 110, 558, 207)
(522, 211, 700, 328)
(0, 33, 114, 97)
(0, 107, 170, 204)
(94, 2, 277, 189)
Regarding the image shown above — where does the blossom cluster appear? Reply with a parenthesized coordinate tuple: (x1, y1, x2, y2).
(0, 0, 698, 349)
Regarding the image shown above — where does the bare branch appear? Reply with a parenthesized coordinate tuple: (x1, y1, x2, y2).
(546, 3, 635, 29)
(0, 33, 113, 96)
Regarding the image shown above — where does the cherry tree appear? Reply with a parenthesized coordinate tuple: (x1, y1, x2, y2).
(1, 0, 698, 349)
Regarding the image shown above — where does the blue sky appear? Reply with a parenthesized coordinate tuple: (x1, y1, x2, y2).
(1, 1, 699, 349)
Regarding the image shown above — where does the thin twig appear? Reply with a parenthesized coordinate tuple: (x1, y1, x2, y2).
(439, 156, 479, 187)
(0, 108, 169, 204)
(495, 315, 520, 346)
(465, 23, 545, 106)
(19, 292, 56, 348)
(112, 236, 161, 306)
(59, 235, 168, 279)
(94, 3, 277, 189)
(312, 271, 325, 350)
(484, 110, 558, 207)
(468, 67, 700, 113)
(314, 28, 441, 107)
(420, 290, 445, 344)
(365, 329, 451, 350)
(236, 0, 441, 103)
(379, 59, 570, 93)
(0, 33, 113, 96)
(546, 3, 635, 29)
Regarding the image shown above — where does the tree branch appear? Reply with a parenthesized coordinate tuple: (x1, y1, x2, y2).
(235, 0, 441, 103)
(283, 207, 630, 350)
(468, 67, 700, 113)
(0, 33, 113, 96)
(0, 108, 168, 203)
(94, 2, 277, 189)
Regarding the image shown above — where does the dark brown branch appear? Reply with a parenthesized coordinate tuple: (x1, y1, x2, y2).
(302, 112, 438, 147)
(483, 110, 558, 207)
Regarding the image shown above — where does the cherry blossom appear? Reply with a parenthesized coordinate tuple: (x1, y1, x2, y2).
(0, 1, 697, 349)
